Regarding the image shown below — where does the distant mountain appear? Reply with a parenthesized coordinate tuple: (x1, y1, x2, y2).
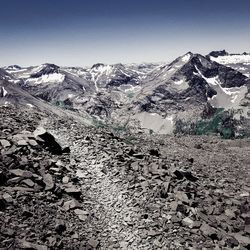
(208, 50, 250, 78)
(1, 51, 250, 136)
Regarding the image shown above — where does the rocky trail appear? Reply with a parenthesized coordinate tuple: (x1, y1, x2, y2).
(0, 106, 250, 249)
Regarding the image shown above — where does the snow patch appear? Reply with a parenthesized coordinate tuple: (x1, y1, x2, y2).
(25, 73, 65, 85)
(26, 103, 34, 108)
(135, 112, 174, 134)
(165, 115, 174, 124)
(181, 53, 191, 63)
(210, 54, 250, 64)
(174, 79, 185, 85)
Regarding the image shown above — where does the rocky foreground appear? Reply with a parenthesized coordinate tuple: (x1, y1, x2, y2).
(0, 106, 250, 250)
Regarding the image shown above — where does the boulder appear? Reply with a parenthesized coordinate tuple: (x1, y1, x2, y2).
(0, 139, 11, 147)
(33, 127, 63, 155)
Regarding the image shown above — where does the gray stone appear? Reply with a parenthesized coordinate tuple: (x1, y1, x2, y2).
(88, 238, 99, 248)
(43, 173, 54, 190)
(28, 139, 38, 146)
(200, 223, 217, 237)
(3, 193, 13, 203)
(64, 187, 81, 194)
(0, 139, 11, 147)
(62, 176, 69, 184)
(182, 217, 195, 228)
(9, 169, 33, 178)
(17, 239, 48, 250)
(175, 191, 189, 203)
(22, 179, 35, 187)
(17, 139, 28, 146)
(62, 199, 81, 211)
(232, 233, 250, 246)
(34, 127, 63, 155)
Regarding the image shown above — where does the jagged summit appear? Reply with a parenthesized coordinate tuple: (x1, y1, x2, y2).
(208, 50, 229, 58)
(91, 63, 106, 69)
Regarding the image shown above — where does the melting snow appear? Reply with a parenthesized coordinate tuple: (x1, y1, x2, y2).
(25, 73, 65, 85)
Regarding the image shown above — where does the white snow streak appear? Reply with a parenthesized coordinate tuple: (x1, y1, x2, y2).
(2, 87, 7, 97)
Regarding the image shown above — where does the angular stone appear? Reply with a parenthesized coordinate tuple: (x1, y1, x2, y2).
(225, 237, 239, 248)
(28, 139, 38, 147)
(17, 139, 28, 146)
(62, 176, 69, 184)
(74, 208, 89, 221)
(240, 192, 250, 198)
(182, 217, 195, 228)
(64, 187, 81, 194)
(88, 238, 99, 248)
(173, 170, 198, 182)
(200, 223, 217, 238)
(22, 179, 35, 187)
(9, 169, 33, 178)
(225, 209, 235, 219)
(62, 199, 81, 211)
(175, 191, 189, 203)
(130, 162, 139, 171)
(33, 127, 63, 155)
(0, 139, 11, 147)
(17, 239, 48, 250)
(232, 233, 250, 246)
(3, 193, 13, 203)
(43, 173, 54, 190)
(147, 230, 161, 236)
(4, 186, 35, 192)
(76, 169, 86, 178)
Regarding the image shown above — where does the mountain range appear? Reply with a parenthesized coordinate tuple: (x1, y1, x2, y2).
(1, 50, 250, 137)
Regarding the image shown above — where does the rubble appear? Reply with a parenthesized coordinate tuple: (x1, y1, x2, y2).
(0, 106, 250, 249)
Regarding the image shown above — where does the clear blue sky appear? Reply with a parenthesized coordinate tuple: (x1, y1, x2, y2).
(1, 0, 250, 66)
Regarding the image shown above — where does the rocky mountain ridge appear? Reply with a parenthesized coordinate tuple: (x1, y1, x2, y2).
(1, 51, 250, 136)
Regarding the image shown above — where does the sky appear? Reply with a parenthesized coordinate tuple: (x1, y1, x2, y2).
(0, 0, 250, 67)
